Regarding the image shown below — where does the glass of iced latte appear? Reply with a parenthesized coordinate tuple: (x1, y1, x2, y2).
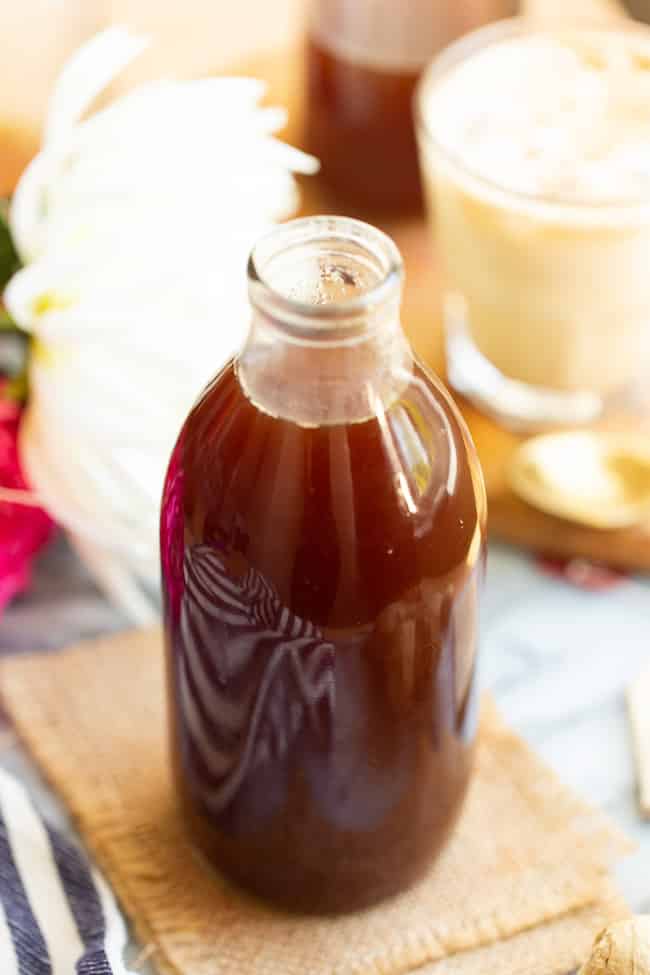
(416, 19, 650, 429)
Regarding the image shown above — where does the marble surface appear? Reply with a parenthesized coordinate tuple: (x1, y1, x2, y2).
(0, 534, 648, 971)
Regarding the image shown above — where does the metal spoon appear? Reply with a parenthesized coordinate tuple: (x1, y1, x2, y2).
(508, 430, 650, 529)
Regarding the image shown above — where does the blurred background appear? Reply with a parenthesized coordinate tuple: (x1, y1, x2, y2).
(0, 0, 631, 195)
(0, 0, 303, 194)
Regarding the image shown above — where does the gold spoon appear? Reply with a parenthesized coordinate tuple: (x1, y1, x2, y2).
(508, 430, 650, 530)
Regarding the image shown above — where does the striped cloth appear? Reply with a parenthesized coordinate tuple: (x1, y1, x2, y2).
(0, 767, 132, 974)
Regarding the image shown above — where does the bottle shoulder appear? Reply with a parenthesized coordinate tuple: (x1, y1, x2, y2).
(168, 358, 485, 574)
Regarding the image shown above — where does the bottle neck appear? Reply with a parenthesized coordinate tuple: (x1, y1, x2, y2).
(237, 301, 413, 427)
(238, 217, 412, 427)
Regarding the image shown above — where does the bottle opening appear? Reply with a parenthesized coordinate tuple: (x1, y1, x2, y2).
(247, 216, 403, 337)
(239, 216, 411, 425)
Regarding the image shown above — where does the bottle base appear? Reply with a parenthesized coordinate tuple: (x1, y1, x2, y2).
(177, 787, 468, 917)
(188, 831, 438, 916)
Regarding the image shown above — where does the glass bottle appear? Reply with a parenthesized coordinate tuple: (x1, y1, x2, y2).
(304, 0, 519, 210)
(161, 216, 487, 914)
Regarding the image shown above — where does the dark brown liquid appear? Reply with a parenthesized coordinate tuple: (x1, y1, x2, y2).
(161, 360, 485, 914)
(305, 39, 423, 211)
(304, 0, 520, 212)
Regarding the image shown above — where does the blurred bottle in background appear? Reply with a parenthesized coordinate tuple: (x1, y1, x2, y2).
(304, 0, 520, 211)
(620, 0, 650, 20)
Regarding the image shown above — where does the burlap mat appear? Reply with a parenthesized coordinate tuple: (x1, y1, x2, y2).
(0, 627, 630, 975)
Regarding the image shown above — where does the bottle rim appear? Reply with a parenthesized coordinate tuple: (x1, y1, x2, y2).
(247, 216, 403, 341)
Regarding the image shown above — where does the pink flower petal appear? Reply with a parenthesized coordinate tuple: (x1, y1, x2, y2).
(0, 399, 55, 614)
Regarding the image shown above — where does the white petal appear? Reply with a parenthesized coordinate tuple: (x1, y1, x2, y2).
(8, 153, 52, 263)
(44, 26, 149, 145)
(11, 38, 320, 597)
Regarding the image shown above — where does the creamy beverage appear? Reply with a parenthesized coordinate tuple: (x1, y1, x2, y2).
(417, 21, 650, 426)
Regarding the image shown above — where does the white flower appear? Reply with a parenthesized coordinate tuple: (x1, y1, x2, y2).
(4, 27, 318, 622)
